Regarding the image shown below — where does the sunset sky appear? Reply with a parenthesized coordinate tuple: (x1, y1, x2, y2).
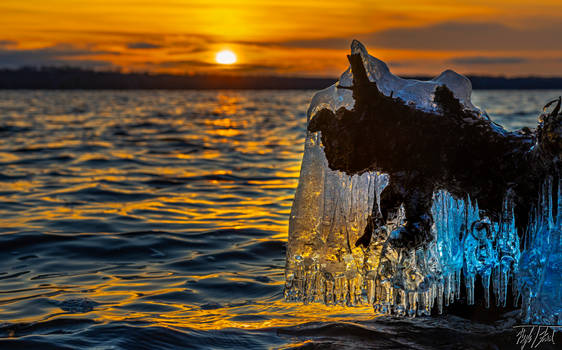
(1, 1, 562, 77)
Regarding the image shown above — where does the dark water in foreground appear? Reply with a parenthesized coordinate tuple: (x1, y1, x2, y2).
(0, 90, 560, 349)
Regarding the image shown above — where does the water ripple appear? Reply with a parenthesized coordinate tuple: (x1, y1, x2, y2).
(0, 90, 560, 349)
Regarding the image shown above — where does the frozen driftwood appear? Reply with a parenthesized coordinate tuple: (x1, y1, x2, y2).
(286, 41, 561, 323)
(308, 49, 560, 250)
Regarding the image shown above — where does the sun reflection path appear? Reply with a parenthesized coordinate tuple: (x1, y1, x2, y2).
(0, 90, 385, 333)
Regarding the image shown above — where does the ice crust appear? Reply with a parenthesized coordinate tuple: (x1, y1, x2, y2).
(308, 40, 485, 125)
(286, 41, 561, 324)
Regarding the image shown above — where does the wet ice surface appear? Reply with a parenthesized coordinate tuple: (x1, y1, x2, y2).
(0, 90, 560, 349)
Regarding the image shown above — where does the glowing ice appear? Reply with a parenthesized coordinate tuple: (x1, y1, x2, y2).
(285, 41, 561, 325)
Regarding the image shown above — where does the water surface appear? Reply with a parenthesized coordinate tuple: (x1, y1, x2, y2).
(0, 90, 560, 349)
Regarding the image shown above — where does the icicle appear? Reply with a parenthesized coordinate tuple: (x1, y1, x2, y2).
(286, 40, 560, 324)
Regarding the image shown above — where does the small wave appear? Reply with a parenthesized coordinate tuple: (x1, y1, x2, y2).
(277, 316, 542, 350)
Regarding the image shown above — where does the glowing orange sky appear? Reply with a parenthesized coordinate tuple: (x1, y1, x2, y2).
(1, 0, 562, 76)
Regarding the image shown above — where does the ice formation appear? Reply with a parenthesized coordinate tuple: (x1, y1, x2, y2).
(307, 41, 484, 123)
(285, 41, 561, 324)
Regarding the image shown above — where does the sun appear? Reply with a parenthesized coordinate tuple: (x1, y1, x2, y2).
(216, 50, 237, 65)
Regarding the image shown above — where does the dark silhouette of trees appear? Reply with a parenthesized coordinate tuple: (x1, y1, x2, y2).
(1, 67, 561, 90)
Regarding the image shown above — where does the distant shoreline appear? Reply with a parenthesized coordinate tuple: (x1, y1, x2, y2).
(2, 67, 562, 90)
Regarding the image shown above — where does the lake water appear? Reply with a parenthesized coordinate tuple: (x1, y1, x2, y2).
(0, 90, 560, 349)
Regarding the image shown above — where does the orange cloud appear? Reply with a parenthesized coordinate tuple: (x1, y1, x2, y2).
(0, 1, 561, 76)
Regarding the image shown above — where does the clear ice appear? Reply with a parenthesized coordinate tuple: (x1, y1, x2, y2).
(285, 41, 561, 324)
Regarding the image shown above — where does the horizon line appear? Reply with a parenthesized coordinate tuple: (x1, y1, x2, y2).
(3, 65, 562, 80)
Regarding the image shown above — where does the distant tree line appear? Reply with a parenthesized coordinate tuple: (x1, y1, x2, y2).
(1, 67, 562, 90)
(0, 67, 336, 90)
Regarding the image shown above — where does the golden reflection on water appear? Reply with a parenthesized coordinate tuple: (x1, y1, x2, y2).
(95, 301, 376, 331)
(0, 90, 555, 342)
(0, 90, 382, 333)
